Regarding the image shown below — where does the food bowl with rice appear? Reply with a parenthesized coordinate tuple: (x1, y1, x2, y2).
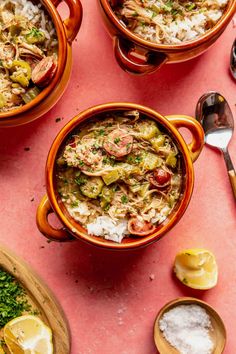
(0, 0, 82, 127)
(98, 0, 236, 74)
(36, 102, 204, 250)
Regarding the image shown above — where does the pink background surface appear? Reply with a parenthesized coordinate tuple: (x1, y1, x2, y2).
(0, 2, 236, 353)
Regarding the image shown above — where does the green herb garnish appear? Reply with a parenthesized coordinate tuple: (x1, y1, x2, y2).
(121, 195, 129, 204)
(187, 3, 196, 11)
(151, 10, 157, 18)
(98, 129, 105, 136)
(75, 176, 87, 186)
(71, 201, 79, 208)
(134, 155, 142, 164)
(0, 268, 31, 328)
(114, 137, 121, 144)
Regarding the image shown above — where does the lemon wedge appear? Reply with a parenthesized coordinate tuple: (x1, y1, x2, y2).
(174, 248, 218, 290)
(4, 315, 53, 354)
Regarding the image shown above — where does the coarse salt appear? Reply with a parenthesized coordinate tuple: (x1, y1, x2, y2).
(159, 304, 214, 354)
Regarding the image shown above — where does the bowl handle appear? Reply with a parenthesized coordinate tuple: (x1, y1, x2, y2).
(166, 115, 204, 162)
(51, 0, 83, 44)
(114, 36, 167, 75)
(36, 195, 74, 242)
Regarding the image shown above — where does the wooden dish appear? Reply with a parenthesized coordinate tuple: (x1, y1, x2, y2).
(0, 244, 70, 354)
(154, 297, 226, 354)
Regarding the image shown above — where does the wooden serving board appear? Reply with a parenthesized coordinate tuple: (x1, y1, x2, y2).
(0, 244, 70, 354)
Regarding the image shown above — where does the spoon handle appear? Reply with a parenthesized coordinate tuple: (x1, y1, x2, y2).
(222, 149, 236, 200)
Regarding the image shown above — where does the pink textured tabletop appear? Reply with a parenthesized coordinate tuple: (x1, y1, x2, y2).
(0, 2, 236, 354)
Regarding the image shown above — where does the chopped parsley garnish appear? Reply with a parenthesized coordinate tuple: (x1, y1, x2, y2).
(103, 156, 115, 166)
(171, 9, 179, 16)
(98, 129, 105, 136)
(132, 11, 138, 17)
(114, 137, 121, 144)
(0, 268, 31, 327)
(71, 201, 79, 208)
(134, 155, 142, 164)
(26, 27, 43, 38)
(93, 142, 100, 149)
(78, 160, 84, 167)
(75, 176, 87, 186)
(104, 204, 110, 211)
(187, 3, 196, 11)
(126, 143, 131, 151)
(151, 10, 157, 18)
(127, 154, 142, 164)
(162, 0, 173, 11)
(121, 195, 129, 204)
(102, 157, 110, 164)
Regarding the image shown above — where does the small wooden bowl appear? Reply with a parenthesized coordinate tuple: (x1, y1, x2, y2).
(154, 297, 226, 354)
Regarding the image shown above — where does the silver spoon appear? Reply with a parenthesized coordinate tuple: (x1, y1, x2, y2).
(230, 39, 236, 80)
(196, 91, 236, 200)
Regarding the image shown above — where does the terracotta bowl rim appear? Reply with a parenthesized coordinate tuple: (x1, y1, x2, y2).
(46, 102, 195, 250)
(0, 0, 68, 120)
(100, 0, 236, 51)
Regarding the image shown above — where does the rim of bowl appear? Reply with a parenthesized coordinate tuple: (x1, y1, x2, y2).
(100, 0, 236, 51)
(154, 297, 227, 353)
(46, 102, 194, 250)
(0, 0, 68, 120)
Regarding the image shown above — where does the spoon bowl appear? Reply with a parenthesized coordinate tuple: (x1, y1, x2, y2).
(196, 91, 236, 200)
(154, 297, 226, 354)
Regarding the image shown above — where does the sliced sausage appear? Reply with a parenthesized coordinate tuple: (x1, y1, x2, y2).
(128, 217, 155, 236)
(32, 56, 57, 87)
(149, 168, 171, 189)
(103, 129, 133, 158)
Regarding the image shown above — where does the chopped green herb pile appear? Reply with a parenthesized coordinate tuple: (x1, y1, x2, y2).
(0, 268, 30, 328)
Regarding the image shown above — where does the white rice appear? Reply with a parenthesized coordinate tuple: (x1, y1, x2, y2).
(87, 216, 129, 243)
(117, 0, 229, 44)
(0, 0, 56, 44)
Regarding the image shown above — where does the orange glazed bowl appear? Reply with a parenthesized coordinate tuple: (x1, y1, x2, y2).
(36, 102, 204, 250)
(0, 0, 82, 127)
(98, 0, 236, 74)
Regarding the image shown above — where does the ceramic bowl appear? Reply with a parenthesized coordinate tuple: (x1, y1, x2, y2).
(98, 0, 236, 74)
(0, 0, 83, 127)
(154, 297, 226, 354)
(36, 102, 204, 250)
